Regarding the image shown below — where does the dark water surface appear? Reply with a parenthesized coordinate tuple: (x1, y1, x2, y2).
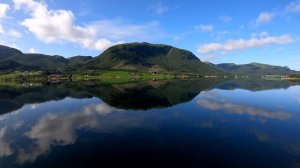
(0, 79, 300, 168)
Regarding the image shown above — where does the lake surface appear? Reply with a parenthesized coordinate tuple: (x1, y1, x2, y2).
(0, 79, 300, 168)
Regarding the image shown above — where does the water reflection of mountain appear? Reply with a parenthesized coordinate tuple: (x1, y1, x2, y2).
(0, 79, 220, 114)
(92, 79, 224, 110)
(214, 79, 300, 91)
(1, 79, 299, 114)
(0, 83, 94, 114)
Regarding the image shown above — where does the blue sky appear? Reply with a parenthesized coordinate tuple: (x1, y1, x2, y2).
(0, 0, 300, 70)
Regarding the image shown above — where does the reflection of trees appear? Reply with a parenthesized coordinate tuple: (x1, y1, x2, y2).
(0, 79, 221, 114)
(0, 84, 93, 114)
(1, 79, 298, 114)
(89, 79, 220, 110)
(215, 79, 298, 91)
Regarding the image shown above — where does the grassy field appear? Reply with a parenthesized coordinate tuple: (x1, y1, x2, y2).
(72, 70, 176, 81)
(0, 72, 44, 79)
(0, 70, 202, 85)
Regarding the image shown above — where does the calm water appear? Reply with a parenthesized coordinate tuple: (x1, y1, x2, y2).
(0, 79, 300, 168)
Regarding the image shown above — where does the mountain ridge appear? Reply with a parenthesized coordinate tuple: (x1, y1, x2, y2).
(87, 42, 224, 75)
(0, 43, 299, 76)
(210, 62, 299, 76)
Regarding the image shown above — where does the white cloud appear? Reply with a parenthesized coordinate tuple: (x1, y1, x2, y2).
(286, 0, 300, 13)
(14, 0, 165, 52)
(0, 3, 10, 18)
(255, 12, 273, 26)
(29, 47, 37, 53)
(0, 3, 10, 33)
(8, 43, 19, 49)
(199, 54, 219, 62)
(150, 2, 169, 15)
(7, 29, 22, 38)
(14, 0, 119, 51)
(195, 24, 214, 33)
(198, 34, 293, 54)
(0, 41, 19, 49)
(219, 15, 232, 23)
(0, 41, 20, 50)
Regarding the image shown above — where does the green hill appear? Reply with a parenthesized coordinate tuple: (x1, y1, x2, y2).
(0, 45, 22, 60)
(0, 43, 223, 75)
(3, 43, 297, 76)
(0, 45, 93, 71)
(10, 54, 68, 70)
(210, 62, 299, 76)
(0, 60, 39, 72)
(67, 56, 93, 66)
(88, 42, 224, 75)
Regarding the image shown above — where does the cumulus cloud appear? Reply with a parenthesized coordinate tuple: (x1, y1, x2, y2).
(255, 12, 273, 26)
(13, 0, 124, 51)
(0, 3, 10, 33)
(198, 34, 293, 54)
(0, 41, 18, 49)
(13, 0, 161, 52)
(195, 24, 214, 33)
(0, 3, 9, 19)
(29, 48, 37, 53)
(286, 0, 300, 13)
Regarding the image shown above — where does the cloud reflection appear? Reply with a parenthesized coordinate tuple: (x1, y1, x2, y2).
(17, 103, 141, 164)
(17, 102, 118, 163)
(198, 92, 291, 121)
(0, 127, 13, 157)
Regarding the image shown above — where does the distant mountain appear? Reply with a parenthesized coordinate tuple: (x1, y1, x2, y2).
(0, 45, 93, 71)
(10, 54, 68, 70)
(0, 43, 223, 75)
(2, 43, 297, 76)
(88, 42, 224, 75)
(210, 62, 299, 76)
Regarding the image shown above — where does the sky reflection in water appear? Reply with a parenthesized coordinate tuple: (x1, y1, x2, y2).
(0, 80, 300, 168)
